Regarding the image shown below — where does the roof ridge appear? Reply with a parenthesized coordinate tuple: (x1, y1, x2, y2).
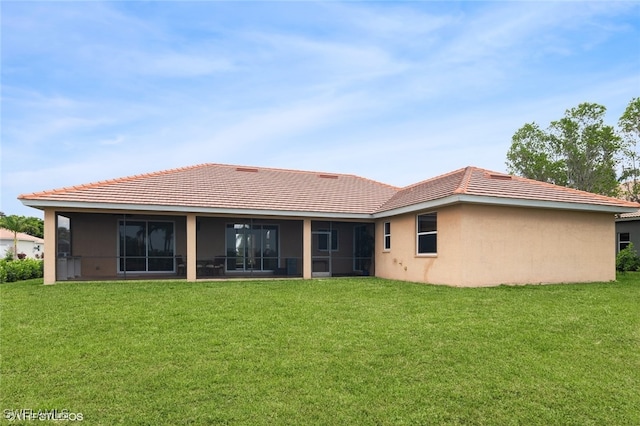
(455, 166, 517, 194)
(453, 166, 478, 194)
(398, 167, 470, 191)
(208, 162, 352, 177)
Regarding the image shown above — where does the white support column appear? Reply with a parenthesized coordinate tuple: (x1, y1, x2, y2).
(43, 209, 56, 285)
(303, 219, 312, 279)
(186, 214, 197, 282)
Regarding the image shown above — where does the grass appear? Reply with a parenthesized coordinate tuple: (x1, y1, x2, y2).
(1, 276, 639, 425)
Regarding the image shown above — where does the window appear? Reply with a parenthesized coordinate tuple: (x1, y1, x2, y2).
(619, 232, 631, 252)
(417, 213, 437, 254)
(383, 222, 391, 250)
(57, 215, 71, 257)
(318, 229, 338, 251)
(119, 220, 174, 273)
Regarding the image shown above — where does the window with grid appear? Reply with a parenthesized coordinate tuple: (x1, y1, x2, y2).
(619, 232, 631, 252)
(383, 222, 391, 251)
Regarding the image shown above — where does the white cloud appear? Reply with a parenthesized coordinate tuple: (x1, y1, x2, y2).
(77, 45, 236, 79)
(98, 135, 125, 146)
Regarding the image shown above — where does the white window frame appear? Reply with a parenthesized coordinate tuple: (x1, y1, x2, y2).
(383, 222, 391, 251)
(618, 232, 631, 252)
(416, 212, 437, 255)
(318, 229, 338, 252)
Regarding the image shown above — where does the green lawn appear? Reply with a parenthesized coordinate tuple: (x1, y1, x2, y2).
(1, 276, 639, 425)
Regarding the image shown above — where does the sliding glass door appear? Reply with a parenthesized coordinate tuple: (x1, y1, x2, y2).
(226, 223, 278, 272)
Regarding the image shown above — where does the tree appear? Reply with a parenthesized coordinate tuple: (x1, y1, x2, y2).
(506, 123, 566, 186)
(506, 102, 625, 197)
(619, 98, 640, 202)
(22, 216, 44, 239)
(0, 215, 27, 259)
(0, 215, 43, 239)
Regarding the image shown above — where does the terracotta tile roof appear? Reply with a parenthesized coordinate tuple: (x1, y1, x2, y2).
(376, 166, 640, 213)
(618, 209, 640, 219)
(19, 164, 639, 216)
(376, 168, 469, 212)
(19, 163, 398, 215)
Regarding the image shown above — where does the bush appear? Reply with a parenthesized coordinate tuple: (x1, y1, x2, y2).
(0, 258, 44, 283)
(616, 243, 640, 272)
(4, 250, 14, 261)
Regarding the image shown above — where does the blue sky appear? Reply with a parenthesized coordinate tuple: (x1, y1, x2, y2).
(2, 1, 639, 218)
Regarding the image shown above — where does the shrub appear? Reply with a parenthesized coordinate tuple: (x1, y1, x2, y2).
(4, 250, 14, 261)
(616, 242, 640, 272)
(0, 258, 44, 283)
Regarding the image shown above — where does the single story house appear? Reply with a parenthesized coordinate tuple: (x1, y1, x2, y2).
(0, 228, 45, 259)
(18, 163, 639, 286)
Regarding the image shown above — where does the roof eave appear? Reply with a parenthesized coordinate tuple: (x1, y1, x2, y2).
(19, 199, 374, 220)
(373, 194, 639, 218)
(22, 194, 637, 221)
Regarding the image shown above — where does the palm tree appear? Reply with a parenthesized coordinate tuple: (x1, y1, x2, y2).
(1, 215, 26, 259)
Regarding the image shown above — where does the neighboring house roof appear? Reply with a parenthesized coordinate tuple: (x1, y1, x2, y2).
(616, 209, 640, 221)
(19, 164, 640, 218)
(0, 228, 44, 244)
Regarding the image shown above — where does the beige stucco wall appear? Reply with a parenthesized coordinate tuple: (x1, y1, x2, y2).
(376, 204, 616, 287)
(375, 205, 462, 285)
(43, 209, 57, 284)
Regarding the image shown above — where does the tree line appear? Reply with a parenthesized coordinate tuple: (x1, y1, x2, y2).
(506, 97, 640, 200)
(0, 213, 44, 238)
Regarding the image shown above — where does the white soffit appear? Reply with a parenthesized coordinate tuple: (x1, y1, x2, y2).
(19, 199, 374, 220)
